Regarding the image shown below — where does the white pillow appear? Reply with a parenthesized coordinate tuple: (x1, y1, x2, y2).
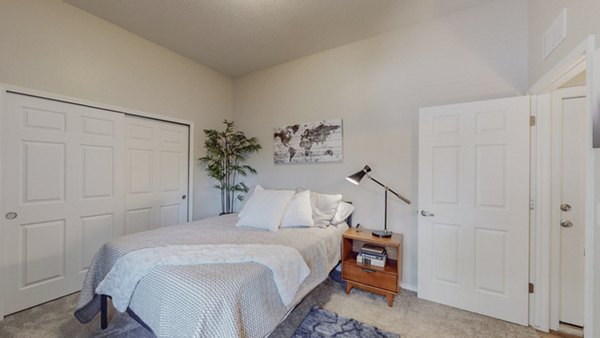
(331, 201, 355, 225)
(310, 192, 343, 227)
(236, 188, 294, 231)
(238, 185, 263, 217)
(281, 190, 315, 227)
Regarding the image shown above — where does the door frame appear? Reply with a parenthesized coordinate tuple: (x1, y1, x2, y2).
(529, 35, 597, 337)
(0, 83, 195, 319)
(550, 86, 587, 330)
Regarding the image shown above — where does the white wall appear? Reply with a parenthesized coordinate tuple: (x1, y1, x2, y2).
(233, 0, 528, 290)
(528, 0, 600, 86)
(0, 0, 233, 219)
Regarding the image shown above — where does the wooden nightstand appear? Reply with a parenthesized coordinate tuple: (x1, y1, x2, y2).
(341, 228, 402, 307)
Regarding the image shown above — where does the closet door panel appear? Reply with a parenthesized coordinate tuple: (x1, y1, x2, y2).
(124, 116, 188, 234)
(125, 117, 157, 233)
(73, 106, 125, 281)
(158, 122, 188, 227)
(2, 96, 77, 317)
(1, 93, 124, 316)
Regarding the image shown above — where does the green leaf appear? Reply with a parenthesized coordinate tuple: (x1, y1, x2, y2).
(200, 120, 261, 213)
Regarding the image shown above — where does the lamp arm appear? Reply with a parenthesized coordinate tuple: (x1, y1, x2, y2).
(367, 175, 411, 205)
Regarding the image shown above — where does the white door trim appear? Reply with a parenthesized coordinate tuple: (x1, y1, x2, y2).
(529, 93, 552, 331)
(0, 83, 195, 319)
(0, 84, 5, 321)
(0, 84, 193, 125)
(528, 35, 597, 337)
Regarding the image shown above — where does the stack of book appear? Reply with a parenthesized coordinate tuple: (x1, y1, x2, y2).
(357, 244, 387, 267)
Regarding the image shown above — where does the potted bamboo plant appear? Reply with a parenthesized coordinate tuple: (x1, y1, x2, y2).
(200, 120, 262, 215)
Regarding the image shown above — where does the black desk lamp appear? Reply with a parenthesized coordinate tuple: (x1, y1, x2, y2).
(346, 165, 411, 238)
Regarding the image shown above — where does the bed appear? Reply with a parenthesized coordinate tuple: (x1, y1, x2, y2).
(74, 213, 349, 338)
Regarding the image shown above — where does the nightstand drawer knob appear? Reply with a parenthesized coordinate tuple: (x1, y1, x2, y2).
(362, 268, 376, 273)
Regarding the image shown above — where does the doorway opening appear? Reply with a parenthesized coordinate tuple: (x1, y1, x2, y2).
(551, 82, 587, 337)
(529, 35, 596, 338)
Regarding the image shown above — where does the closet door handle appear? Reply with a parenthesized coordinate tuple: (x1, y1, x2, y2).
(182, 195, 187, 200)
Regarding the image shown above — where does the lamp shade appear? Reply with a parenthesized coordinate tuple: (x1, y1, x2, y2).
(345, 165, 371, 185)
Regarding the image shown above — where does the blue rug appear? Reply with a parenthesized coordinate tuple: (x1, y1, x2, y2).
(292, 306, 399, 338)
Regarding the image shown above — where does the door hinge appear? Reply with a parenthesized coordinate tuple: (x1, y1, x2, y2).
(530, 116, 536, 126)
(529, 282, 534, 294)
(530, 199, 536, 210)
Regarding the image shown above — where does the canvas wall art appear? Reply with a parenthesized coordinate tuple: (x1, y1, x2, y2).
(273, 118, 343, 164)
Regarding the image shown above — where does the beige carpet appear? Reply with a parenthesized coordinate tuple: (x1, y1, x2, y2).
(0, 278, 539, 337)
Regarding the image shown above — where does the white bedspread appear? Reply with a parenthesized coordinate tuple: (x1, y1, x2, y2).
(96, 244, 310, 312)
(76, 214, 347, 337)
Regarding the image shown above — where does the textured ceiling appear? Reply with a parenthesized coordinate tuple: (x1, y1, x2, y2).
(65, 0, 491, 77)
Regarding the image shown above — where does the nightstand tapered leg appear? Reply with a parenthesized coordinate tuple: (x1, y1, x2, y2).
(345, 282, 352, 294)
(386, 294, 394, 307)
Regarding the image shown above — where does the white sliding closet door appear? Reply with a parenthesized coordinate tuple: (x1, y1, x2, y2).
(1, 93, 124, 315)
(124, 116, 189, 234)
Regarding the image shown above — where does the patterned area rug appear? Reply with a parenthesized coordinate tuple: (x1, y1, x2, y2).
(292, 305, 399, 338)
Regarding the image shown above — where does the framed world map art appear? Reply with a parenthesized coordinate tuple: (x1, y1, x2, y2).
(273, 118, 343, 164)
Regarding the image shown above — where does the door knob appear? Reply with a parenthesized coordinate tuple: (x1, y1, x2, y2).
(560, 219, 573, 228)
(5, 212, 17, 220)
(560, 204, 572, 212)
(182, 195, 187, 200)
(421, 210, 435, 217)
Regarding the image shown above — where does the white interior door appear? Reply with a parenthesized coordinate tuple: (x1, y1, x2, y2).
(552, 87, 586, 328)
(124, 116, 189, 234)
(418, 96, 531, 325)
(1, 93, 124, 315)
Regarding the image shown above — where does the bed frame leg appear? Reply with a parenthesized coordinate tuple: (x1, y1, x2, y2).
(101, 295, 108, 330)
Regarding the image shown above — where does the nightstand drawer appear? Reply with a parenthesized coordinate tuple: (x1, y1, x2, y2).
(342, 263, 397, 292)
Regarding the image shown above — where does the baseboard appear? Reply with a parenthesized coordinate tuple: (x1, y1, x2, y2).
(400, 282, 417, 293)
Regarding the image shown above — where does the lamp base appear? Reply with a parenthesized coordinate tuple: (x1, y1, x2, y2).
(372, 230, 393, 238)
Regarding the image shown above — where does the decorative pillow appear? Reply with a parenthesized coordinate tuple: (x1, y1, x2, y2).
(331, 201, 355, 225)
(236, 188, 294, 232)
(238, 185, 263, 217)
(281, 190, 315, 227)
(310, 192, 343, 227)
